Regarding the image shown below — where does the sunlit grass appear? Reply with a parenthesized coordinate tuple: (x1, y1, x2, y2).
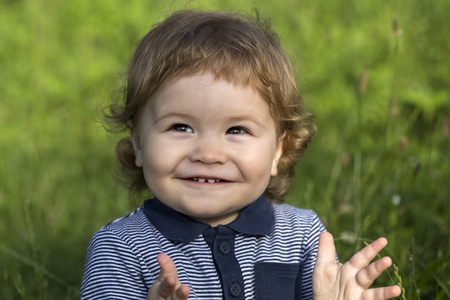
(1, 0, 449, 298)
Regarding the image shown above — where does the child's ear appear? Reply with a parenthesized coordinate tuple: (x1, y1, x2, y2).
(271, 134, 284, 176)
(129, 121, 143, 168)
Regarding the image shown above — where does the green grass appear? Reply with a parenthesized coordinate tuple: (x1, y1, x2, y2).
(1, 0, 449, 298)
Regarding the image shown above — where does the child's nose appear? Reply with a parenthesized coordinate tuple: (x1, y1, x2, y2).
(189, 137, 227, 165)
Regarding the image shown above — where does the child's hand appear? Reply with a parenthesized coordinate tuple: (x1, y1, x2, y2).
(312, 232, 401, 300)
(146, 253, 191, 300)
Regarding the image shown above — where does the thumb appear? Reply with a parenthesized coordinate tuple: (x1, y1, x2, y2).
(316, 232, 337, 265)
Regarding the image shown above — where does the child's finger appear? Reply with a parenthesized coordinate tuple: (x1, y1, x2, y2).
(355, 256, 392, 288)
(158, 276, 177, 298)
(156, 253, 180, 297)
(175, 284, 191, 300)
(157, 253, 180, 282)
(316, 232, 337, 265)
(348, 237, 388, 270)
(361, 285, 402, 299)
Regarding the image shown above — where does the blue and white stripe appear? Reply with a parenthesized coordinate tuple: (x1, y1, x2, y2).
(81, 203, 325, 299)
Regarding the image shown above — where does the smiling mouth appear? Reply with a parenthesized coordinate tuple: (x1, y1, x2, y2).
(191, 177, 224, 183)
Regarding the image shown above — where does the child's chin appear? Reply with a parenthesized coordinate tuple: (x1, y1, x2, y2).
(188, 211, 239, 226)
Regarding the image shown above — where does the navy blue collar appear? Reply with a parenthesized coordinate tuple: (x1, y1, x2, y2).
(143, 195, 274, 243)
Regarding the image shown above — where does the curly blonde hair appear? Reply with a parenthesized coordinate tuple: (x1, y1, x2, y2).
(103, 10, 315, 203)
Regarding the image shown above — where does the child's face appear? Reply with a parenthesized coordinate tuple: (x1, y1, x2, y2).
(131, 73, 282, 226)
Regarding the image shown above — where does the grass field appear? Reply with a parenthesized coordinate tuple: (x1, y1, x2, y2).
(0, 0, 449, 298)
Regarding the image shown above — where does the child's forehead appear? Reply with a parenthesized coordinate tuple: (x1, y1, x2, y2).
(141, 73, 281, 129)
(166, 72, 253, 91)
(149, 73, 263, 108)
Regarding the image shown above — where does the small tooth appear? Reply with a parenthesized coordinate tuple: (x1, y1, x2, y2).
(193, 178, 198, 181)
(207, 179, 215, 183)
(198, 178, 206, 183)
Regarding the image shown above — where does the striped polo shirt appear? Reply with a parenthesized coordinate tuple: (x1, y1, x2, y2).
(81, 196, 326, 299)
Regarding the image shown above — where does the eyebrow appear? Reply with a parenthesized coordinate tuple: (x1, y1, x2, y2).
(153, 112, 266, 129)
(225, 115, 266, 129)
(152, 112, 194, 125)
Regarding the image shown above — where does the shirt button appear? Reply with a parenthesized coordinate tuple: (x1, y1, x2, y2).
(219, 241, 231, 254)
(229, 282, 242, 297)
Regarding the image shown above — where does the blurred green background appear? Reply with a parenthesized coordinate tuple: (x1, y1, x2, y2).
(0, 0, 448, 299)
